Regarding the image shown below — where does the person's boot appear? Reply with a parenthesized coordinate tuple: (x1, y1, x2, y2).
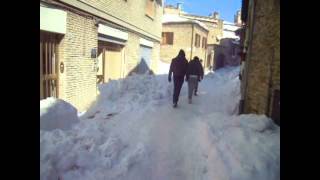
(188, 98, 192, 104)
(194, 91, 198, 96)
(173, 102, 178, 108)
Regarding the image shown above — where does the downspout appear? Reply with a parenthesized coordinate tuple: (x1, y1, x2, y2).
(243, 0, 256, 113)
(266, 48, 275, 117)
(190, 24, 194, 61)
(204, 38, 207, 69)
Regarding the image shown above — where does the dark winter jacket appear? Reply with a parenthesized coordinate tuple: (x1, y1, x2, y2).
(186, 58, 202, 81)
(196, 59, 204, 79)
(168, 50, 188, 79)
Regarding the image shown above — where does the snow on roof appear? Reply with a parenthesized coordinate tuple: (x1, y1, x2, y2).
(223, 21, 236, 25)
(162, 14, 209, 31)
(180, 13, 219, 23)
(222, 30, 240, 39)
(223, 21, 241, 32)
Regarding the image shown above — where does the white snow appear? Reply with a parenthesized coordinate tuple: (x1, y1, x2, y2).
(162, 14, 209, 31)
(157, 60, 171, 74)
(223, 21, 241, 39)
(40, 97, 80, 131)
(40, 66, 280, 180)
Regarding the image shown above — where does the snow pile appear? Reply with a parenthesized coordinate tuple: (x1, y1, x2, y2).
(201, 66, 241, 115)
(40, 66, 279, 180)
(196, 113, 280, 180)
(86, 74, 174, 115)
(40, 121, 147, 180)
(157, 60, 170, 74)
(223, 21, 240, 39)
(40, 97, 80, 131)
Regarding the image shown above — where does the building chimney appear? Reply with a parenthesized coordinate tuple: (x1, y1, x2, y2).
(177, 3, 182, 10)
(234, 10, 241, 25)
(213, 12, 219, 19)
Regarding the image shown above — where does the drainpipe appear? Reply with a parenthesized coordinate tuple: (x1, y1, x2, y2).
(266, 48, 275, 116)
(243, 0, 256, 113)
(204, 43, 207, 69)
(190, 24, 194, 61)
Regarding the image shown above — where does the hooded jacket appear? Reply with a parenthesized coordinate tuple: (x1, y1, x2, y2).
(186, 57, 202, 80)
(168, 50, 189, 78)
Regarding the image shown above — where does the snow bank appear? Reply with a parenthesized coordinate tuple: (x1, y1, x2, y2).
(40, 66, 279, 180)
(86, 74, 174, 116)
(202, 66, 241, 115)
(198, 113, 280, 180)
(40, 123, 147, 180)
(40, 97, 80, 131)
(157, 60, 170, 74)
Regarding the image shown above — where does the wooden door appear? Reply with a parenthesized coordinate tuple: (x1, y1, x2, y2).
(40, 32, 59, 99)
(105, 47, 122, 81)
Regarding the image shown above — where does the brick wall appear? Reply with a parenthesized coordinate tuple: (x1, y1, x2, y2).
(123, 32, 160, 76)
(124, 32, 140, 76)
(79, 0, 162, 40)
(58, 10, 98, 112)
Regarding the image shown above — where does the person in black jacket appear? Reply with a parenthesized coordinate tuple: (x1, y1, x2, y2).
(194, 59, 204, 96)
(186, 56, 202, 104)
(168, 49, 188, 108)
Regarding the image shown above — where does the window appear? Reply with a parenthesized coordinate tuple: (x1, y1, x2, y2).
(195, 34, 200, 47)
(145, 0, 155, 19)
(162, 32, 174, 45)
(202, 37, 207, 49)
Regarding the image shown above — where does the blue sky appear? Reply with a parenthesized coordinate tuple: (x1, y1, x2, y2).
(164, 0, 241, 22)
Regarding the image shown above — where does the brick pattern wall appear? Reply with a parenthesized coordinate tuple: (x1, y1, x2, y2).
(123, 32, 160, 76)
(58, 10, 98, 112)
(124, 32, 140, 76)
(243, 0, 280, 115)
(79, 0, 162, 40)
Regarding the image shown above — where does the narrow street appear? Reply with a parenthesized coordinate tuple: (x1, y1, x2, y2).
(40, 67, 280, 180)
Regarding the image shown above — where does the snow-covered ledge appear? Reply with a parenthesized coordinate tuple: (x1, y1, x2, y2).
(139, 38, 154, 48)
(40, 6, 67, 34)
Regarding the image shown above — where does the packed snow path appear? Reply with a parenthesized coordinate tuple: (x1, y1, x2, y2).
(40, 67, 280, 180)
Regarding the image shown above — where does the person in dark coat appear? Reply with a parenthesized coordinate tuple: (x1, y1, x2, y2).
(186, 56, 202, 104)
(168, 49, 188, 108)
(194, 59, 204, 96)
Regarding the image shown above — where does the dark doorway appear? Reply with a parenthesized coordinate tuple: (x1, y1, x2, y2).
(215, 54, 225, 69)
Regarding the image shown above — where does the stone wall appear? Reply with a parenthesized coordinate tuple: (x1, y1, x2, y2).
(242, 0, 280, 116)
(160, 23, 208, 63)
